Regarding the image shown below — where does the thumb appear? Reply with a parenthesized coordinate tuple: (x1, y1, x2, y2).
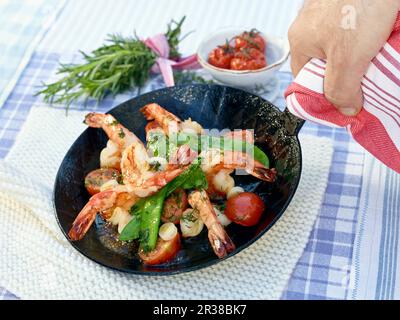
(290, 52, 311, 78)
(324, 59, 364, 116)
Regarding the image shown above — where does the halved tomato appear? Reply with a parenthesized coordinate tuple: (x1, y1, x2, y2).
(84, 168, 120, 195)
(234, 30, 266, 52)
(139, 233, 181, 265)
(230, 57, 248, 70)
(208, 45, 234, 69)
(230, 48, 266, 70)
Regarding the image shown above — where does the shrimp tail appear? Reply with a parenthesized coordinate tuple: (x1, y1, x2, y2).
(140, 104, 157, 121)
(251, 167, 277, 183)
(218, 150, 277, 183)
(142, 167, 187, 188)
(208, 223, 236, 258)
(84, 112, 104, 128)
(140, 103, 181, 121)
(188, 190, 235, 258)
(140, 103, 181, 134)
(68, 205, 97, 241)
(68, 190, 117, 241)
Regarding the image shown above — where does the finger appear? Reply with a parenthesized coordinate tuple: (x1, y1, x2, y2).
(324, 59, 365, 116)
(290, 52, 311, 78)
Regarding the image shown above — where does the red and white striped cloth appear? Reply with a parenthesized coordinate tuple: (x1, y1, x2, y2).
(285, 16, 400, 173)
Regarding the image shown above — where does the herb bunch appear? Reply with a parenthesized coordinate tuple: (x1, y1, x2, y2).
(36, 17, 206, 108)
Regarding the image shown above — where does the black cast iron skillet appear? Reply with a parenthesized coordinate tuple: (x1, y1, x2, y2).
(54, 84, 304, 275)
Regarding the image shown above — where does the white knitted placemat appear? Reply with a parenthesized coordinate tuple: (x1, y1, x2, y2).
(0, 106, 333, 300)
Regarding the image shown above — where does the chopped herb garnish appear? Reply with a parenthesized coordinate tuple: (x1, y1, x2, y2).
(174, 190, 182, 207)
(181, 208, 199, 223)
(215, 203, 227, 212)
(118, 128, 125, 139)
(149, 161, 161, 172)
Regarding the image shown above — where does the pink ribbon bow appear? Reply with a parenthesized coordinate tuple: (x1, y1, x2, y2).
(143, 34, 200, 87)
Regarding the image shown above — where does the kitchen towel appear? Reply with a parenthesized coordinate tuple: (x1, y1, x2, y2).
(285, 15, 400, 173)
(0, 106, 333, 299)
(347, 152, 400, 300)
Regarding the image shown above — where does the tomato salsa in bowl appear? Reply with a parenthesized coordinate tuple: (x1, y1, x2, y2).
(197, 28, 289, 90)
(208, 29, 267, 71)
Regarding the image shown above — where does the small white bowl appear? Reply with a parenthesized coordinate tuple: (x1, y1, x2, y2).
(197, 28, 290, 90)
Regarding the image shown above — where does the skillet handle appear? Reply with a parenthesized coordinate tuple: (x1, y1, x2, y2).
(281, 108, 305, 136)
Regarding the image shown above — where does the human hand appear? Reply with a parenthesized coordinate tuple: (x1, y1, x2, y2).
(288, 0, 400, 116)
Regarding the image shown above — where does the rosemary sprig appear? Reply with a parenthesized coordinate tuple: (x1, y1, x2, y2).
(36, 17, 201, 108)
(37, 36, 156, 108)
(165, 16, 186, 61)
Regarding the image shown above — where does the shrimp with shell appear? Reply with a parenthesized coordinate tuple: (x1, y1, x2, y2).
(69, 165, 189, 241)
(188, 190, 235, 258)
(140, 103, 204, 136)
(200, 148, 276, 198)
(84, 112, 142, 170)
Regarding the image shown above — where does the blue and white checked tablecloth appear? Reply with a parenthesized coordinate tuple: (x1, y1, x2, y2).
(0, 0, 398, 300)
(0, 0, 66, 111)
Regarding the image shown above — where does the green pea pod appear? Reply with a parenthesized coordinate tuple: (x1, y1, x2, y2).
(119, 214, 141, 241)
(138, 189, 168, 252)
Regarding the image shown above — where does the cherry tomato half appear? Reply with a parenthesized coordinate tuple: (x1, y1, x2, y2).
(230, 57, 248, 70)
(230, 48, 266, 70)
(224, 192, 265, 226)
(234, 30, 266, 52)
(246, 56, 267, 70)
(208, 45, 234, 69)
(139, 233, 181, 265)
(84, 168, 120, 196)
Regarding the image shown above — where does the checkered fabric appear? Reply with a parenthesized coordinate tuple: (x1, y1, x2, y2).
(0, 53, 364, 299)
(0, 0, 65, 109)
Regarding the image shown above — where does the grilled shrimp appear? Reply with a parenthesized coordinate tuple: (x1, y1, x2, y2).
(100, 140, 121, 169)
(201, 149, 276, 182)
(120, 139, 152, 185)
(69, 166, 189, 241)
(140, 103, 181, 134)
(140, 103, 204, 136)
(141, 166, 187, 188)
(84, 113, 141, 150)
(200, 149, 276, 197)
(122, 142, 196, 186)
(188, 190, 235, 258)
(85, 112, 143, 170)
(68, 187, 137, 241)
